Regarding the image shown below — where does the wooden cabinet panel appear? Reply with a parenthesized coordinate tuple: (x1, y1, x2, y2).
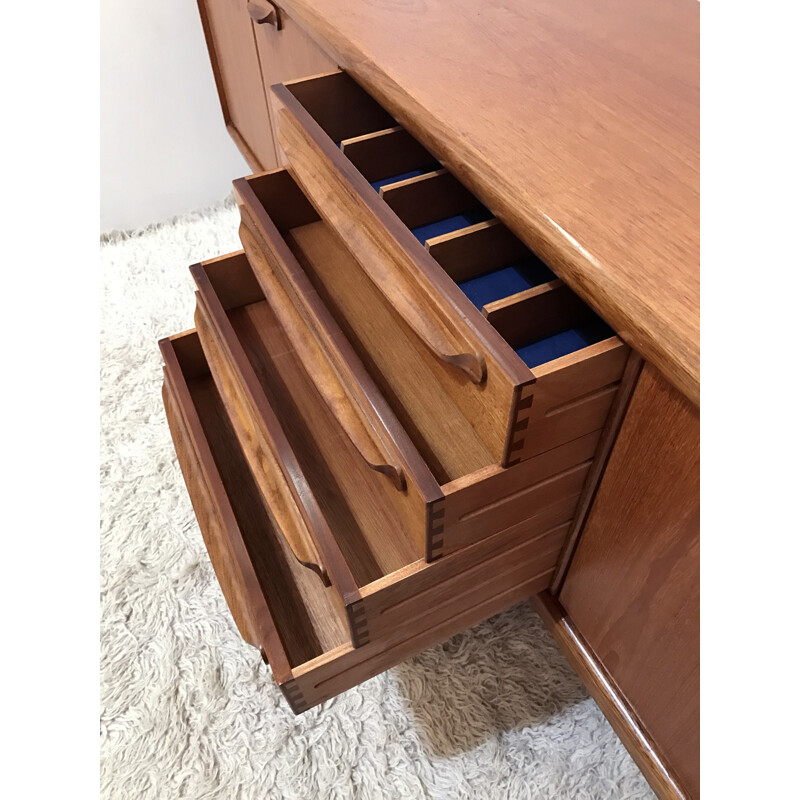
(559, 363, 699, 799)
(251, 14, 337, 164)
(197, 0, 279, 170)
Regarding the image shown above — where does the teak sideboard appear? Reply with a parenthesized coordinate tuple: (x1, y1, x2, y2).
(160, 1, 699, 797)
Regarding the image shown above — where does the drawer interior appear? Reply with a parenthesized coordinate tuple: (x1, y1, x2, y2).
(197, 255, 422, 586)
(240, 171, 497, 484)
(483, 281, 615, 369)
(281, 72, 619, 380)
(165, 332, 349, 668)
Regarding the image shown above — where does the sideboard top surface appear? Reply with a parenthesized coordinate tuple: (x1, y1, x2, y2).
(278, 0, 699, 405)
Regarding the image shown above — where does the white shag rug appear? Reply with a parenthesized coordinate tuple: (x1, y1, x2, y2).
(99, 196, 656, 800)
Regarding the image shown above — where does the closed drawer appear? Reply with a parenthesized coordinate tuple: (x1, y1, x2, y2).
(160, 329, 567, 711)
(190, 248, 582, 648)
(265, 70, 631, 470)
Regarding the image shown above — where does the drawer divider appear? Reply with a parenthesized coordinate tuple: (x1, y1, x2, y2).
(425, 219, 532, 283)
(378, 169, 480, 230)
(339, 126, 438, 183)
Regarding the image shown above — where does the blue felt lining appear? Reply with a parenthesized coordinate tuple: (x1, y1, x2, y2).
(458, 260, 555, 309)
(515, 320, 614, 368)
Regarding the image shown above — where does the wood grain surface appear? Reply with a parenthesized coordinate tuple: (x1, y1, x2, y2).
(193, 298, 335, 584)
(559, 363, 699, 798)
(161, 332, 348, 677)
(234, 168, 630, 558)
(252, 10, 337, 163)
(286, 219, 503, 481)
(196, 0, 278, 170)
(277, 0, 700, 404)
(532, 592, 690, 800)
(162, 339, 574, 707)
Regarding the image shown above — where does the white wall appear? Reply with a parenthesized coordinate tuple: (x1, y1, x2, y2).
(100, 0, 249, 232)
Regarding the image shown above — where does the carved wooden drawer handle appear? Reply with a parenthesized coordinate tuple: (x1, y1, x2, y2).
(247, 1, 282, 29)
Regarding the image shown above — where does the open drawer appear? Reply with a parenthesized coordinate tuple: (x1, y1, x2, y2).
(190, 247, 593, 646)
(233, 170, 633, 557)
(266, 70, 631, 469)
(160, 330, 571, 711)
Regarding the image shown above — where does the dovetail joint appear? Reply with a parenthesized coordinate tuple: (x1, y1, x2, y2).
(348, 600, 371, 647)
(281, 681, 309, 714)
(428, 500, 446, 560)
(507, 387, 535, 466)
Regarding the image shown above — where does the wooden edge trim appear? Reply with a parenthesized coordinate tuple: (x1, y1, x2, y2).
(425, 217, 501, 250)
(482, 279, 564, 321)
(195, 0, 231, 127)
(339, 125, 403, 146)
(549, 352, 644, 591)
(191, 281, 361, 601)
(533, 336, 628, 381)
(159, 333, 293, 682)
(227, 124, 264, 173)
(233, 180, 444, 506)
(378, 167, 448, 194)
(531, 591, 689, 800)
(271, 83, 534, 386)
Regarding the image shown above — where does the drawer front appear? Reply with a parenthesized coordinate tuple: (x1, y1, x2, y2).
(160, 329, 565, 713)
(160, 331, 299, 675)
(192, 253, 433, 644)
(271, 80, 526, 470)
(352, 517, 569, 648)
(163, 379, 261, 646)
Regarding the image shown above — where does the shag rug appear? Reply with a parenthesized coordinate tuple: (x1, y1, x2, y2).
(99, 196, 655, 800)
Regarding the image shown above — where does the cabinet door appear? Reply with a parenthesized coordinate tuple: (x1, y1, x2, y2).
(559, 363, 699, 799)
(197, 0, 279, 170)
(251, 12, 338, 164)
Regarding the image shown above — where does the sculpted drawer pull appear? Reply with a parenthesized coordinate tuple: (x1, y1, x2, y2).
(247, 1, 282, 29)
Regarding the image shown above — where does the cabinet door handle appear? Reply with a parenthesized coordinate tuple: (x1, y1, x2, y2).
(247, 1, 282, 29)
